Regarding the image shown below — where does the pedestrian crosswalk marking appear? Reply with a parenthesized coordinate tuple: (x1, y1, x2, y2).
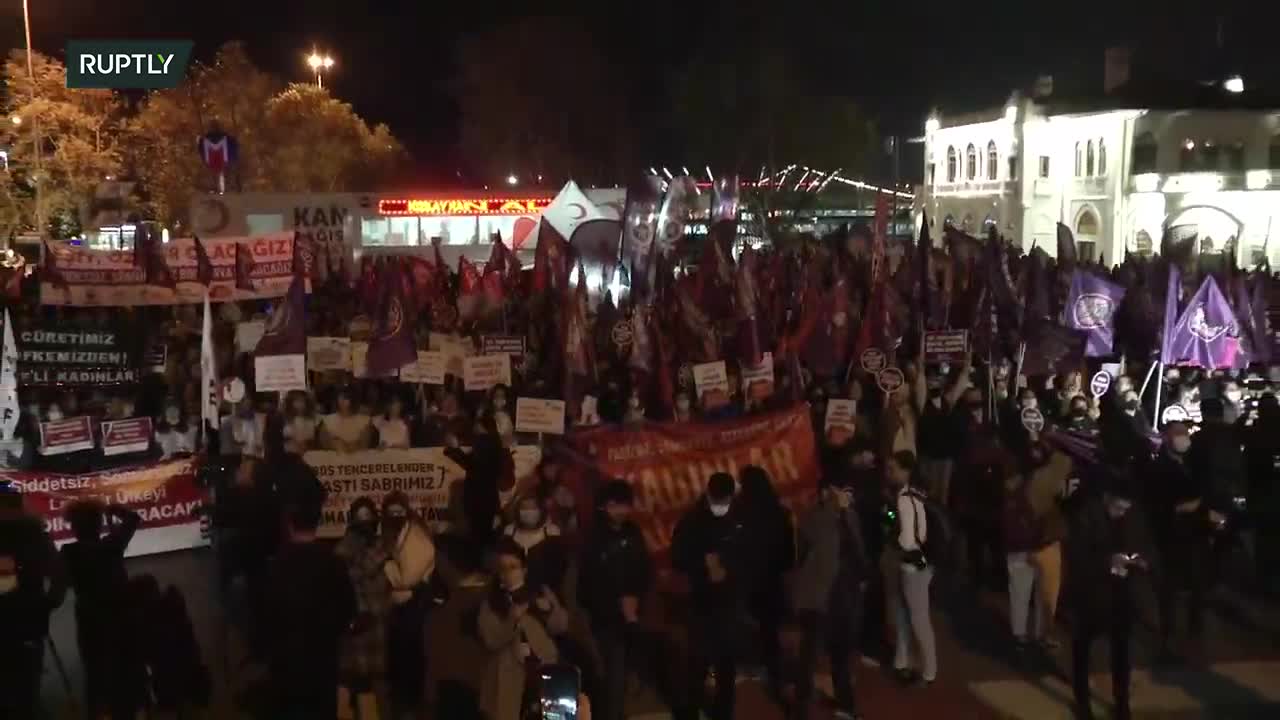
(969, 661, 1280, 719)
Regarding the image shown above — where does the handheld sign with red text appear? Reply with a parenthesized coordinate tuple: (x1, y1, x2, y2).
(38, 416, 95, 455)
(101, 417, 153, 456)
(515, 397, 566, 435)
(824, 398, 857, 445)
(860, 348, 887, 373)
(692, 361, 730, 408)
(877, 367, 905, 394)
(924, 330, 969, 364)
(463, 354, 512, 391)
(1021, 407, 1046, 433)
(1090, 371, 1111, 399)
(741, 352, 775, 401)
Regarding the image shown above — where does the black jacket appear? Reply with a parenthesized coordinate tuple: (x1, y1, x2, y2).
(671, 500, 750, 612)
(0, 512, 66, 642)
(1066, 496, 1157, 617)
(1188, 421, 1246, 511)
(1147, 451, 1210, 545)
(577, 518, 652, 628)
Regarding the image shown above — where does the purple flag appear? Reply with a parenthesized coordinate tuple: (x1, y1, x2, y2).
(255, 274, 306, 357)
(1165, 274, 1241, 369)
(367, 262, 418, 376)
(1064, 269, 1126, 357)
(1021, 318, 1087, 377)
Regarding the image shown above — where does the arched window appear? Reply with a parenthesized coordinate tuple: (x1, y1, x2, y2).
(1098, 139, 1107, 175)
(946, 146, 957, 182)
(1086, 140, 1095, 176)
(965, 144, 977, 180)
(1271, 134, 1280, 169)
(987, 141, 998, 180)
(1074, 142, 1082, 176)
(1132, 132, 1157, 173)
(1076, 209, 1100, 237)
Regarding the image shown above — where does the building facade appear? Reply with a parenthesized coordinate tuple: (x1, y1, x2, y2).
(917, 95, 1280, 267)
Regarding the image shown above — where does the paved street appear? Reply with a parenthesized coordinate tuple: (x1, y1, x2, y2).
(40, 546, 1280, 719)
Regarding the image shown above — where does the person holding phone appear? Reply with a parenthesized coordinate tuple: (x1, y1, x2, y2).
(1066, 475, 1157, 720)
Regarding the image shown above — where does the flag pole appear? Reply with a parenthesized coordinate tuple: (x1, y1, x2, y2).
(1138, 357, 1159, 401)
(1152, 361, 1164, 430)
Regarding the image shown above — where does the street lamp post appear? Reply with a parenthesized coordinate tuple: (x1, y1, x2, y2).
(22, 0, 43, 241)
(307, 52, 335, 88)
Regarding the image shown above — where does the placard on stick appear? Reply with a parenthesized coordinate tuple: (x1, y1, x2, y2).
(515, 397, 566, 435)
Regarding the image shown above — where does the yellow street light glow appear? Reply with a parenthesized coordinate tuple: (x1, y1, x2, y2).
(10, 115, 20, 125)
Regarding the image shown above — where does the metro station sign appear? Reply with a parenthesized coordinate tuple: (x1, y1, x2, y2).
(378, 197, 552, 216)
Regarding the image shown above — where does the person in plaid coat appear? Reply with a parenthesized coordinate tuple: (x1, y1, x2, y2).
(335, 497, 392, 718)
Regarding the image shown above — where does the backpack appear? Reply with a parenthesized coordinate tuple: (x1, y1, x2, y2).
(905, 488, 954, 569)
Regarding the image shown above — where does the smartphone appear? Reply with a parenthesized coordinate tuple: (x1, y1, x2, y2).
(537, 663, 580, 720)
(1232, 496, 1248, 512)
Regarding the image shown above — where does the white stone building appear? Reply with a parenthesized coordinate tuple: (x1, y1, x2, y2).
(917, 94, 1280, 267)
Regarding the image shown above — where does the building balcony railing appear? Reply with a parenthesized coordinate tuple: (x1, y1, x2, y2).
(1072, 176, 1108, 197)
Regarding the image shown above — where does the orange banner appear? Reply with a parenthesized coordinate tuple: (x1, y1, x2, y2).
(562, 404, 819, 560)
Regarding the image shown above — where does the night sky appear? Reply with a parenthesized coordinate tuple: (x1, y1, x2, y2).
(3, 0, 1267, 185)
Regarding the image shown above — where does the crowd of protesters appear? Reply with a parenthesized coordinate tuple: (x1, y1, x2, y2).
(2, 224, 1280, 720)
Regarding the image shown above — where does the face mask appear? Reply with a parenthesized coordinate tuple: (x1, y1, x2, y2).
(628, 396, 641, 409)
(383, 512, 407, 537)
(353, 521, 378, 539)
(518, 508, 542, 527)
(122, 403, 135, 417)
(1170, 436, 1191, 454)
(493, 396, 507, 410)
(46, 406, 64, 422)
(1123, 399, 1140, 413)
(1071, 407, 1088, 418)
(1021, 398, 1037, 410)
(708, 502, 731, 517)
(676, 397, 691, 412)
(1226, 391, 1243, 404)
(0, 575, 15, 594)
(165, 408, 181, 425)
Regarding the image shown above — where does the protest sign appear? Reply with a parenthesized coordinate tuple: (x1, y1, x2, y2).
(823, 398, 857, 445)
(860, 348, 887, 373)
(0, 389, 17, 440)
(351, 342, 369, 378)
(1161, 405, 1190, 424)
(399, 351, 446, 385)
(1090, 371, 1111, 399)
(1021, 407, 1046, 433)
(692, 360, 729, 400)
(144, 343, 168, 373)
(741, 352, 775, 401)
(924, 330, 969, 364)
(16, 325, 140, 387)
(463, 354, 511, 391)
(481, 335, 525, 357)
(101, 417, 153, 456)
(38, 416, 95, 455)
(306, 445, 538, 536)
(254, 354, 307, 393)
(877, 367, 905, 394)
(4, 457, 209, 555)
(306, 337, 352, 372)
(40, 232, 306, 306)
(515, 398, 566, 435)
(561, 405, 818, 565)
(430, 332, 474, 377)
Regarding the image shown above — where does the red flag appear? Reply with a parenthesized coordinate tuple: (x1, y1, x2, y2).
(356, 256, 381, 315)
(855, 195, 892, 357)
(194, 236, 214, 287)
(235, 242, 257, 292)
(562, 260, 597, 418)
(457, 256, 484, 322)
(405, 255, 441, 313)
(482, 236, 515, 312)
(733, 246, 763, 365)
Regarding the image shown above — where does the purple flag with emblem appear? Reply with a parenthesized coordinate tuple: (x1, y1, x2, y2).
(367, 262, 418, 377)
(1165, 274, 1241, 369)
(254, 273, 306, 357)
(1064, 269, 1126, 356)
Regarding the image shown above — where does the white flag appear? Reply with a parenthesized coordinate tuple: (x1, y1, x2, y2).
(201, 292, 220, 433)
(541, 180, 605, 240)
(0, 309, 17, 390)
(0, 309, 17, 441)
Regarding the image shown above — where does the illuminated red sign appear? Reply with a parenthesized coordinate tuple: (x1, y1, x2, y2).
(378, 197, 552, 216)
